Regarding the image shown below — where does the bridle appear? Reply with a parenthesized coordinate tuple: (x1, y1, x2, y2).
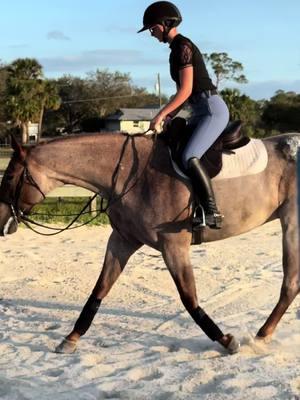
(1, 160, 46, 234)
(1, 133, 157, 236)
(0, 160, 105, 236)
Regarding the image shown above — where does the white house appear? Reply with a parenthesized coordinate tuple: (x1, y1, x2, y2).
(28, 122, 39, 143)
(104, 107, 190, 134)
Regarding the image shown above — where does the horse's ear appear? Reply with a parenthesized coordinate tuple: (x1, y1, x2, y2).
(10, 134, 26, 161)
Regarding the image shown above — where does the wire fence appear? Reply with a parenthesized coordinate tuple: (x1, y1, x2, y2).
(0, 144, 108, 224)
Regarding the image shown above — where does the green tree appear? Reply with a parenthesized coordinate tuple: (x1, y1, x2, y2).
(220, 88, 241, 120)
(203, 52, 248, 89)
(48, 75, 96, 133)
(83, 69, 167, 117)
(268, 89, 298, 105)
(43, 70, 166, 134)
(5, 58, 61, 143)
(0, 61, 9, 139)
(220, 88, 262, 137)
(37, 80, 61, 142)
(261, 90, 300, 133)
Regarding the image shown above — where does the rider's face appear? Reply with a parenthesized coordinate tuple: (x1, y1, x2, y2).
(149, 24, 164, 42)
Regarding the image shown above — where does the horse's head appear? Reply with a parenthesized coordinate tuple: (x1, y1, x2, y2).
(0, 136, 45, 236)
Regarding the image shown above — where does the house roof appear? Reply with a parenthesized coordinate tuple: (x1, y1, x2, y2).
(106, 108, 159, 121)
(106, 107, 190, 121)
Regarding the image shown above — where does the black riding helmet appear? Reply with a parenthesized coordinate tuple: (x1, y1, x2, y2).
(137, 1, 182, 34)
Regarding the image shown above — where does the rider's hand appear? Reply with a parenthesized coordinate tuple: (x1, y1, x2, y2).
(149, 114, 165, 133)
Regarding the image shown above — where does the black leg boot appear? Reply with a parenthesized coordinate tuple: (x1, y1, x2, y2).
(187, 157, 223, 230)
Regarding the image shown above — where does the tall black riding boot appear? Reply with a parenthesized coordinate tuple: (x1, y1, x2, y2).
(187, 157, 223, 230)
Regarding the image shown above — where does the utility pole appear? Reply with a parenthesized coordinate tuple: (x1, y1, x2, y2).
(156, 73, 162, 108)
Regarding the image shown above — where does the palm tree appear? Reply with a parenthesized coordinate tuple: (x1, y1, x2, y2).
(221, 88, 242, 120)
(0, 61, 9, 139)
(37, 81, 61, 142)
(5, 58, 61, 143)
(221, 88, 261, 136)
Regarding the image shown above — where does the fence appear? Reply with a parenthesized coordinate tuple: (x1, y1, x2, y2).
(45, 185, 97, 215)
(0, 153, 97, 215)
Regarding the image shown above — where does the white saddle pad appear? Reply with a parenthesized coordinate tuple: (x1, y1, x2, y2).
(172, 139, 268, 180)
(214, 138, 268, 180)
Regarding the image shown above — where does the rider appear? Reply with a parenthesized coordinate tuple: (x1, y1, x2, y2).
(138, 1, 229, 229)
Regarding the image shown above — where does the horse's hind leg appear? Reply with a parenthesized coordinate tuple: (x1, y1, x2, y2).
(257, 198, 300, 339)
(162, 235, 240, 354)
(56, 230, 141, 353)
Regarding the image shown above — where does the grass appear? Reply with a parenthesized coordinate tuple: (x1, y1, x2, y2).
(0, 157, 109, 226)
(0, 161, 109, 226)
(0, 157, 10, 171)
(30, 197, 110, 226)
(0, 148, 12, 156)
(0, 148, 13, 171)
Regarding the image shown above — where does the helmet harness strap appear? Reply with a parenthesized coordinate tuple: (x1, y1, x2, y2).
(162, 20, 173, 43)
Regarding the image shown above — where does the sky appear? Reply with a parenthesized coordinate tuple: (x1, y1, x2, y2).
(1, 0, 300, 100)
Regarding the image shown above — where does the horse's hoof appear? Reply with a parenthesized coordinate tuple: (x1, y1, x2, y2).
(255, 334, 272, 344)
(55, 338, 77, 354)
(226, 335, 240, 354)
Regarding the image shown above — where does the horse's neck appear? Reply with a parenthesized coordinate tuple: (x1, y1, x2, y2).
(29, 133, 155, 196)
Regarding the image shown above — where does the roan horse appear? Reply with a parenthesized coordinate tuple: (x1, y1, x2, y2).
(0, 132, 299, 354)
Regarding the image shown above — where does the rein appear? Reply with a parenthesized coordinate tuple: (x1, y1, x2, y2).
(20, 194, 107, 236)
(4, 133, 157, 236)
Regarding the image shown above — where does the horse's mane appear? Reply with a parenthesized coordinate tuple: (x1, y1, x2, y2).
(31, 131, 155, 148)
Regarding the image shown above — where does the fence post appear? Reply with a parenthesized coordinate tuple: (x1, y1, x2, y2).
(89, 196, 98, 217)
(298, 149, 300, 243)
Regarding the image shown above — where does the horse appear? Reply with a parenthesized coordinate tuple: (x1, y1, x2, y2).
(0, 131, 299, 355)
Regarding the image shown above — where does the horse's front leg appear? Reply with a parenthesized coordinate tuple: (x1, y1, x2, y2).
(55, 230, 141, 353)
(162, 235, 240, 354)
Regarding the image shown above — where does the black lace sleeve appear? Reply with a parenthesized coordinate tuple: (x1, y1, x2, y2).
(178, 42, 193, 68)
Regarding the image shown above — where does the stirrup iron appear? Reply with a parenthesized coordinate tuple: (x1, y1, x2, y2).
(193, 204, 223, 230)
